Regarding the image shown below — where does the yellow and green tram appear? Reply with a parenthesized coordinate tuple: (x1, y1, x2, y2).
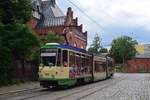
(39, 43, 114, 88)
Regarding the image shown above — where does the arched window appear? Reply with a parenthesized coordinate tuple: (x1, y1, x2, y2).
(74, 43, 77, 47)
(81, 46, 84, 49)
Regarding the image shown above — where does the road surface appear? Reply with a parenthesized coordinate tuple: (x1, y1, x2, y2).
(0, 73, 150, 100)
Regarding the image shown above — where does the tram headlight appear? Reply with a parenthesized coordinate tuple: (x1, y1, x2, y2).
(40, 64, 44, 67)
(39, 64, 44, 71)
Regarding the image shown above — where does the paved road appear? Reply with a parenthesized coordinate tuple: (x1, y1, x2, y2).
(0, 73, 150, 100)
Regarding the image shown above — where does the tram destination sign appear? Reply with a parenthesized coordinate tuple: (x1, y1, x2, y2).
(41, 48, 57, 53)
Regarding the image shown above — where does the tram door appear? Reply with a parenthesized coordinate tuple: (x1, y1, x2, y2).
(56, 49, 62, 67)
(62, 50, 69, 67)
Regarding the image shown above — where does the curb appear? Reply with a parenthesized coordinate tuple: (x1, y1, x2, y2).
(0, 87, 40, 95)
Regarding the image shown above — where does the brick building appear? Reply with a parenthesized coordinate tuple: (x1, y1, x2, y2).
(30, 0, 87, 49)
(124, 44, 150, 72)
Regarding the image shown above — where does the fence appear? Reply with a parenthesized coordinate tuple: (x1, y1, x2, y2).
(14, 60, 39, 81)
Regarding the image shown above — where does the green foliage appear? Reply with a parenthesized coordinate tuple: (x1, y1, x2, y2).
(0, 43, 14, 86)
(115, 65, 124, 72)
(88, 33, 102, 54)
(0, 0, 39, 85)
(88, 33, 108, 54)
(0, 0, 32, 24)
(29, 49, 40, 61)
(40, 32, 65, 45)
(99, 48, 108, 53)
(0, 23, 39, 59)
(0, 22, 39, 86)
(110, 36, 138, 64)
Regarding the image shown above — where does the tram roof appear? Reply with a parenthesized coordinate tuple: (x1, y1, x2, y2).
(41, 43, 87, 53)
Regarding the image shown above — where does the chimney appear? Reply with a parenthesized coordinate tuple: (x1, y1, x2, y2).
(79, 24, 83, 32)
(84, 31, 87, 37)
(50, 0, 56, 6)
(74, 17, 78, 26)
(67, 7, 73, 18)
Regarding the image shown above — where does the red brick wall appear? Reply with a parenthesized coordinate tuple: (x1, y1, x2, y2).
(27, 18, 39, 29)
(66, 31, 87, 49)
(34, 26, 65, 35)
(124, 58, 150, 73)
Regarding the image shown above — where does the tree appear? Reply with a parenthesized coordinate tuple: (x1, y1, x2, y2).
(0, 0, 32, 24)
(0, 23, 39, 59)
(110, 36, 138, 64)
(40, 32, 65, 45)
(0, 23, 39, 81)
(88, 33, 102, 54)
(99, 48, 108, 53)
(0, 46, 13, 85)
(0, 25, 14, 85)
(0, 0, 39, 84)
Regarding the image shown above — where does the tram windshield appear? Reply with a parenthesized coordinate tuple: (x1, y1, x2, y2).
(40, 49, 57, 66)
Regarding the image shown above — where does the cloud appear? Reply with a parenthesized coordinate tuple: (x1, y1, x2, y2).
(57, 0, 150, 47)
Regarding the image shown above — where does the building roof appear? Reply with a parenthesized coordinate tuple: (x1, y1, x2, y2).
(31, 0, 42, 11)
(35, 0, 66, 28)
(36, 16, 66, 28)
(41, 0, 64, 18)
(71, 28, 85, 38)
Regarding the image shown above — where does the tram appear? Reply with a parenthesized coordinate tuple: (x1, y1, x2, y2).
(39, 43, 114, 88)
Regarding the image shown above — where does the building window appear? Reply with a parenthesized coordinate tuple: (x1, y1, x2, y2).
(81, 46, 84, 49)
(37, 5, 40, 13)
(74, 43, 77, 47)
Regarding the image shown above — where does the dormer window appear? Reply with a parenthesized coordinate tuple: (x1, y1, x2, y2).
(37, 5, 40, 13)
(81, 46, 84, 49)
(74, 43, 77, 47)
(51, 0, 56, 7)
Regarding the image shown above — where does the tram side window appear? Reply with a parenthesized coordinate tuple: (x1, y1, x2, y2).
(89, 57, 93, 72)
(94, 61, 105, 72)
(81, 56, 86, 72)
(86, 57, 92, 73)
(57, 49, 62, 66)
(69, 52, 75, 67)
(63, 50, 68, 67)
(94, 61, 98, 72)
(102, 63, 106, 71)
(76, 54, 82, 69)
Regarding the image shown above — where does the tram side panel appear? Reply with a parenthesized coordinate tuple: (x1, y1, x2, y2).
(106, 58, 115, 78)
(72, 53, 93, 84)
(92, 56, 107, 81)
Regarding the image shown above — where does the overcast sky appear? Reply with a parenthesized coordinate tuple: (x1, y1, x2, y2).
(57, 0, 150, 47)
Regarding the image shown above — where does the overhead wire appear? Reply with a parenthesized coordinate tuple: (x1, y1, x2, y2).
(58, 0, 111, 47)
(66, 0, 105, 32)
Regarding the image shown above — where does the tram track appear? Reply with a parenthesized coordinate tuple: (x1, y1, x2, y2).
(18, 90, 52, 100)
(54, 75, 126, 100)
(14, 84, 98, 100)
(76, 79, 123, 100)
(0, 87, 44, 100)
(0, 74, 125, 100)
(0, 87, 40, 96)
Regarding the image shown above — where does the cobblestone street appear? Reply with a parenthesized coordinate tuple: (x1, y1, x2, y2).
(81, 74, 150, 100)
(0, 73, 150, 100)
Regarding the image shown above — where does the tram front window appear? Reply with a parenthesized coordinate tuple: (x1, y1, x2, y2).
(41, 53, 56, 66)
(41, 56, 56, 66)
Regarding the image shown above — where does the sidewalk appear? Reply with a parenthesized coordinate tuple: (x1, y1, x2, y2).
(0, 82, 40, 95)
